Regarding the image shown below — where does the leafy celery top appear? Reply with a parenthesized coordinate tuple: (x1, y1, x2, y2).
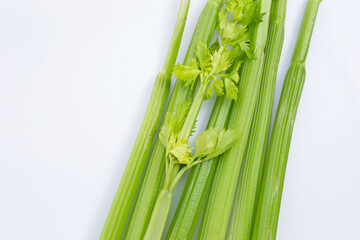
(160, 0, 264, 192)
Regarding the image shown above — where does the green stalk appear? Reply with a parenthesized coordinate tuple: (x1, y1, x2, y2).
(143, 190, 173, 240)
(198, 0, 273, 239)
(226, 0, 287, 239)
(252, 1, 322, 239)
(124, 1, 222, 239)
(179, 83, 207, 140)
(166, 96, 233, 240)
(100, 0, 191, 239)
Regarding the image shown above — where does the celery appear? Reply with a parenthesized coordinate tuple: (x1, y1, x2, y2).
(197, 0, 273, 239)
(99, 0, 191, 239)
(226, 0, 287, 239)
(252, 0, 322, 239)
(123, 1, 223, 239)
(142, 0, 265, 237)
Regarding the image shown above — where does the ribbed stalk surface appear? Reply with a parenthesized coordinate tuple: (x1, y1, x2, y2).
(226, 0, 287, 239)
(252, 1, 322, 239)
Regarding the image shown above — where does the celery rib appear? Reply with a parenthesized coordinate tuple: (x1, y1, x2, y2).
(197, 0, 273, 239)
(143, 190, 173, 240)
(99, 1, 191, 239)
(226, 0, 287, 239)
(252, 1, 322, 239)
(123, 1, 222, 239)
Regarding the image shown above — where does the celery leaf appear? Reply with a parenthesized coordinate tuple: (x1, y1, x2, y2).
(173, 59, 201, 87)
(203, 129, 238, 161)
(196, 41, 211, 70)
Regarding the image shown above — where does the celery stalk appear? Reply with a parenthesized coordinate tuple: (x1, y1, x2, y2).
(143, 190, 172, 240)
(99, 0, 191, 239)
(197, 0, 273, 239)
(123, 1, 222, 239)
(226, 0, 287, 239)
(252, 1, 322, 239)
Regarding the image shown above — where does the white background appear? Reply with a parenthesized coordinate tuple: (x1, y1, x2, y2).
(0, 0, 359, 239)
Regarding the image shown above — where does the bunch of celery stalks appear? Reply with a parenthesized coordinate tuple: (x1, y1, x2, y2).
(100, 0, 322, 239)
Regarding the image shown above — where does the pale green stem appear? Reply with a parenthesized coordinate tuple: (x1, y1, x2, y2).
(163, 0, 192, 77)
(169, 165, 191, 191)
(179, 83, 208, 140)
(143, 190, 173, 240)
